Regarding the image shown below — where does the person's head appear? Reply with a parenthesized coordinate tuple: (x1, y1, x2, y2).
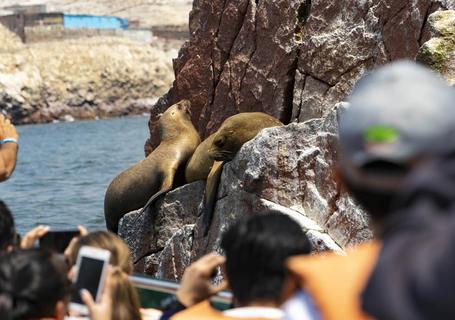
(0, 249, 71, 320)
(220, 212, 311, 307)
(68, 231, 133, 274)
(110, 267, 141, 320)
(0, 201, 16, 252)
(338, 61, 455, 224)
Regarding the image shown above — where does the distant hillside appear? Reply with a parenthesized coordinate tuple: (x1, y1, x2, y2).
(0, 23, 176, 124)
(0, 0, 192, 27)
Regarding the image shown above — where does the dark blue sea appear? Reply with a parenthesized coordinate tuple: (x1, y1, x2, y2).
(0, 116, 150, 234)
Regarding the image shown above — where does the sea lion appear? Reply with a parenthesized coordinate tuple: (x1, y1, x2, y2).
(104, 100, 201, 233)
(202, 112, 283, 235)
(185, 133, 217, 183)
(208, 112, 283, 161)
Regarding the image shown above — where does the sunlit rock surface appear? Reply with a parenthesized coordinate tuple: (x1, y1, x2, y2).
(145, 0, 455, 152)
(0, 25, 174, 124)
(121, 0, 455, 279)
(418, 10, 455, 85)
(121, 105, 371, 276)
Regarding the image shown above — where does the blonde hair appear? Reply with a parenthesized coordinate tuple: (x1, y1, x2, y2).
(69, 231, 133, 274)
(110, 267, 142, 320)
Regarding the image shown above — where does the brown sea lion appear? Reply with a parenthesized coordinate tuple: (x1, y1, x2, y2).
(185, 133, 217, 183)
(104, 100, 201, 233)
(208, 112, 283, 161)
(202, 112, 283, 235)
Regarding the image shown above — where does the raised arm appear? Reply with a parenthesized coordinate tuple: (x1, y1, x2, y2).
(0, 115, 19, 181)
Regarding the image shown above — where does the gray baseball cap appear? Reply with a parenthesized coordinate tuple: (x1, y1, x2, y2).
(339, 61, 455, 173)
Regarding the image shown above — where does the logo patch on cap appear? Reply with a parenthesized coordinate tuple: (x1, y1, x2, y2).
(364, 126, 399, 143)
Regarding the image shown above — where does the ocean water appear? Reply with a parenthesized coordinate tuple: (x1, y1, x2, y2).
(0, 116, 150, 234)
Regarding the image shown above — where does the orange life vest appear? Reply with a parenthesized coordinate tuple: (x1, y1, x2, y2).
(286, 241, 381, 320)
(171, 300, 281, 320)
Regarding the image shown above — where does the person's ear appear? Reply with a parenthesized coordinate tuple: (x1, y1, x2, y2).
(55, 300, 66, 320)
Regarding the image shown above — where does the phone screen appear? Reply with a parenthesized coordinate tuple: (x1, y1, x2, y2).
(39, 230, 80, 253)
(71, 256, 105, 304)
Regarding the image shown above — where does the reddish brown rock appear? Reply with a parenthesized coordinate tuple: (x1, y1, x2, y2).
(131, 0, 455, 280)
(121, 105, 365, 279)
(146, 0, 302, 152)
(146, 0, 454, 153)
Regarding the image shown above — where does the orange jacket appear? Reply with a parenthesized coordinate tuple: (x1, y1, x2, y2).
(171, 300, 281, 320)
(286, 241, 381, 320)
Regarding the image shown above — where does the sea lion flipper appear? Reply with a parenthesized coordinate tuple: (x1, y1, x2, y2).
(202, 161, 224, 236)
(139, 174, 174, 215)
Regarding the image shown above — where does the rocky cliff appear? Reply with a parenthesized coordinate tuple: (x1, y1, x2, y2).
(418, 9, 455, 84)
(119, 0, 455, 278)
(121, 104, 371, 278)
(145, 0, 455, 153)
(0, 25, 175, 124)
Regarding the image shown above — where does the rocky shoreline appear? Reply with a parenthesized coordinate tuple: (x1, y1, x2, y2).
(0, 25, 178, 125)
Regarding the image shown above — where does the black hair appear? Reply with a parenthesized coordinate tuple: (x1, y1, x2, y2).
(0, 201, 16, 251)
(220, 211, 311, 306)
(0, 249, 71, 320)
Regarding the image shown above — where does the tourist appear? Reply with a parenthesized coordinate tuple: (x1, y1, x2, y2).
(66, 231, 141, 320)
(282, 61, 455, 319)
(362, 148, 455, 319)
(0, 114, 19, 182)
(0, 249, 71, 320)
(0, 248, 114, 320)
(160, 212, 313, 319)
(66, 231, 133, 274)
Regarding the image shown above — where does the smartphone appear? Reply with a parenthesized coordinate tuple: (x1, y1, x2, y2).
(39, 230, 80, 253)
(69, 246, 111, 315)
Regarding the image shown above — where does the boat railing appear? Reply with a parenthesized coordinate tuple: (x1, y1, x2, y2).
(130, 274, 232, 310)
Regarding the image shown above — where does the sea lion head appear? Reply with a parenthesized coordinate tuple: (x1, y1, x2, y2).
(159, 100, 194, 139)
(161, 99, 192, 121)
(209, 124, 254, 161)
(208, 112, 283, 161)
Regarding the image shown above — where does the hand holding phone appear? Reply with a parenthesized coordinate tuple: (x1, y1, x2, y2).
(21, 225, 50, 249)
(70, 246, 111, 315)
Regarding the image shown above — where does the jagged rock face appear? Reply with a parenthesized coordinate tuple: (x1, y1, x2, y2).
(145, 0, 455, 153)
(417, 10, 455, 85)
(191, 104, 371, 260)
(0, 27, 174, 124)
(118, 181, 205, 274)
(121, 105, 371, 277)
(127, 0, 455, 279)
